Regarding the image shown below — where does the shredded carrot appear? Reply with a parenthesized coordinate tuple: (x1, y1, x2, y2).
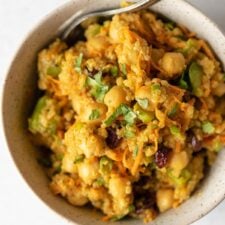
(131, 145, 143, 176)
(199, 39, 215, 60)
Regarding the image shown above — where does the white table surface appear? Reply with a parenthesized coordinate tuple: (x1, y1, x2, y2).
(0, 0, 224, 225)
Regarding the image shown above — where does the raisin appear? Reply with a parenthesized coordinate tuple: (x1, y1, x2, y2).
(187, 130, 202, 152)
(105, 127, 121, 149)
(154, 146, 171, 168)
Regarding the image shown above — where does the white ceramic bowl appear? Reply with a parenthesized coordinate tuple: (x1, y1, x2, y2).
(2, 0, 225, 224)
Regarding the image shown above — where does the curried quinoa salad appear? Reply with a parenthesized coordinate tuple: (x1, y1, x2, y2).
(28, 9, 225, 222)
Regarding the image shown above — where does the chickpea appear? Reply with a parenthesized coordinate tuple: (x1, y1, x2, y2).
(169, 151, 189, 174)
(109, 175, 131, 198)
(156, 189, 174, 212)
(160, 52, 185, 77)
(87, 36, 110, 53)
(78, 158, 99, 185)
(104, 86, 127, 109)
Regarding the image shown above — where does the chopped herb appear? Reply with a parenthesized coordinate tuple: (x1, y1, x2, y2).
(99, 156, 113, 173)
(202, 121, 215, 134)
(136, 98, 149, 109)
(104, 104, 137, 126)
(74, 155, 85, 163)
(86, 71, 109, 102)
(189, 61, 203, 96)
(168, 103, 179, 117)
(47, 66, 61, 77)
(133, 145, 139, 158)
(75, 53, 83, 73)
(110, 66, 119, 77)
(89, 109, 100, 120)
(120, 63, 127, 76)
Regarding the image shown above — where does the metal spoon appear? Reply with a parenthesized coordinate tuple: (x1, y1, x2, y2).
(60, 0, 160, 44)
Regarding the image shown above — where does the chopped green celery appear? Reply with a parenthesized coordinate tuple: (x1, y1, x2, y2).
(89, 109, 100, 120)
(202, 121, 215, 134)
(168, 168, 191, 186)
(74, 155, 85, 163)
(104, 104, 137, 126)
(133, 145, 139, 158)
(136, 98, 149, 109)
(170, 125, 184, 140)
(75, 53, 83, 73)
(99, 156, 113, 173)
(120, 63, 127, 76)
(189, 61, 203, 96)
(28, 96, 48, 134)
(134, 103, 154, 123)
(110, 66, 119, 77)
(86, 71, 109, 102)
(168, 103, 179, 117)
(178, 67, 189, 90)
(46, 65, 61, 77)
(85, 24, 101, 39)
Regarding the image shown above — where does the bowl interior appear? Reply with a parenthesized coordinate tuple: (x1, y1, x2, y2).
(2, 0, 225, 225)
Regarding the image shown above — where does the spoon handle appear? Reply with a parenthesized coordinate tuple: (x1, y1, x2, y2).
(61, 0, 160, 40)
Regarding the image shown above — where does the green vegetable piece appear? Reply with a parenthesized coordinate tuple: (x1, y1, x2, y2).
(86, 71, 109, 102)
(110, 215, 126, 222)
(89, 109, 100, 120)
(168, 168, 191, 186)
(120, 63, 127, 76)
(75, 53, 83, 73)
(85, 24, 101, 39)
(178, 68, 189, 90)
(99, 156, 113, 173)
(94, 177, 105, 186)
(168, 103, 179, 117)
(169, 125, 183, 140)
(134, 103, 154, 123)
(202, 121, 215, 134)
(28, 96, 47, 133)
(104, 104, 137, 126)
(165, 21, 175, 30)
(182, 39, 199, 56)
(136, 98, 149, 109)
(110, 66, 119, 77)
(189, 61, 203, 96)
(47, 66, 61, 77)
(133, 145, 139, 158)
(151, 83, 161, 91)
(74, 155, 85, 164)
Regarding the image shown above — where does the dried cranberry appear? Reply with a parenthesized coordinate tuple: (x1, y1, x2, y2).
(187, 130, 202, 152)
(194, 97, 203, 110)
(105, 127, 121, 149)
(154, 146, 171, 168)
